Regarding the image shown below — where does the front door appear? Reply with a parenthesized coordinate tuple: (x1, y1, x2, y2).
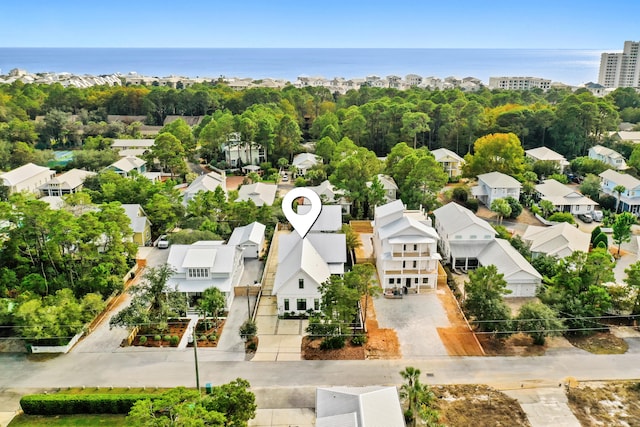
(406, 278, 411, 288)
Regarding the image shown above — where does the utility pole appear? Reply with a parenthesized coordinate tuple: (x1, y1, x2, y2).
(192, 326, 200, 394)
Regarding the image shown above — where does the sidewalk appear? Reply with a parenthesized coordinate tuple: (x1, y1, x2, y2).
(504, 387, 581, 427)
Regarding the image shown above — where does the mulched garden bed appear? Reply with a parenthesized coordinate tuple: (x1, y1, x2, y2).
(129, 319, 190, 347)
(187, 318, 226, 348)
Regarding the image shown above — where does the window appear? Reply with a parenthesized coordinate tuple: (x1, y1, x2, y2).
(402, 261, 406, 268)
(188, 268, 209, 278)
(413, 244, 417, 251)
(297, 299, 307, 311)
(470, 235, 477, 239)
(298, 278, 304, 289)
(414, 278, 419, 284)
(314, 299, 320, 311)
(422, 278, 428, 284)
(284, 299, 289, 311)
(389, 278, 395, 284)
(413, 261, 417, 268)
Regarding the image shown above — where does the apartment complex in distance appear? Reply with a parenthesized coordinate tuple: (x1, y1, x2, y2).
(598, 41, 640, 88)
(488, 76, 551, 91)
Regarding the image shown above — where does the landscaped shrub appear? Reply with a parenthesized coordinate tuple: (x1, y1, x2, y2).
(154, 335, 161, 341)
(199, 335, 208, 341)
(208, 333, 217, 341)
(138, 336, 147, 344)
(163, 335, 171, 342)
(464, 198, 479, 213)
(169, 335, 179, 346)
(320, 335, 345, 350)
(351, 335, 367, 346)
(246, 340, 257, 351)
(20, 393, 156, 415)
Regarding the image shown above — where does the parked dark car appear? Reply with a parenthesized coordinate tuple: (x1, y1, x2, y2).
(578, 213, 593, 223)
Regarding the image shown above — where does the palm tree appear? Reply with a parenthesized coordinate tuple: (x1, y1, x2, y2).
(399, 366, 439, 427)
(614, 185, 626, 213)
(341, 224, 362, 266)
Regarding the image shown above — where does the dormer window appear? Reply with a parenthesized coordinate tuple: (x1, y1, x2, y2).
(188, 268, 209, 278)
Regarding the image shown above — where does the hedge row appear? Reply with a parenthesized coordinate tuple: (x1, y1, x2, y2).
(20, 393, 156, 415)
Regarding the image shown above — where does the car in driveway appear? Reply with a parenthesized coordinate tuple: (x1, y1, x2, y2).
(157, 234, 170, 249)
(591, 210, 603, 222)
(577, 213, 593, 223)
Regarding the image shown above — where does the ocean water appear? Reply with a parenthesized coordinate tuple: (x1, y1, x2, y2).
(0, 48, 603, 86)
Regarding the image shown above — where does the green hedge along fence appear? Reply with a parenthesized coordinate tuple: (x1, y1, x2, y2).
(20, 393, 156, 415)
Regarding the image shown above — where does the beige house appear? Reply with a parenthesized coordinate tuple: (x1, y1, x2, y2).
(431, 148, 464, 178)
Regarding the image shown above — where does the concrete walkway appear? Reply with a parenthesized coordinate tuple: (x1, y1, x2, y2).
(504, 387, 581, 427)
(177, 316, 199, 350)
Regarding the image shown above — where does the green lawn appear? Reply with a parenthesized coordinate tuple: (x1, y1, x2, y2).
(9, 414, 127, 426)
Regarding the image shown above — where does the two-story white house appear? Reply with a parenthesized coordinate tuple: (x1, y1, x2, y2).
(525, 146, 569, 173)
(472, 172, 521, 207)
(589, 145, 628, 170)
(535, 179, 598, 215)
(166, 241, 244, 309)
(431, 148, 464, 178)
(434, 202, 541, 297)
(0, 163, 56, 196)
(433, 202, 496, 270)
(222, 132, 267, 167)
(372, 200, 441, 293)
(39, 169, 96, 197)
(599, 169, 640, 215)
(273, 233, 346, 315)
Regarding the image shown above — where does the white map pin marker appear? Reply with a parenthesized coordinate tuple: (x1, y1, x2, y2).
(282, 187, 322, 239)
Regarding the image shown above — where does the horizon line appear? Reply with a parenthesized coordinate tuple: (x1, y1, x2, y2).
(0, 46, 618, 51)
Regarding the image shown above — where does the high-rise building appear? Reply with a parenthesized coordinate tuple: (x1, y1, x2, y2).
(598, 41, 640, 88)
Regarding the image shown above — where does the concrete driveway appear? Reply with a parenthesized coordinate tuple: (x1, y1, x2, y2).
(373, 292, 450, 358)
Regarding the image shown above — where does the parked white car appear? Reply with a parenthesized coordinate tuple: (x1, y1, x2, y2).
(591, 210, 603, 222)
(157, 235, 170, 249)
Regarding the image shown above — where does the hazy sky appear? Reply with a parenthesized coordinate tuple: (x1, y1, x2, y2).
(1, 0, 637, 49)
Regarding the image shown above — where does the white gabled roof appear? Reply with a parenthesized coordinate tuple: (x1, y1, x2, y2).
(298, 204, 342, 232)
(615, 131, 640, 142)
(477, 171, 521, 189)
(316, 386, 404, 427)
(0, 163, 53, 186)
(535, 179, 598, 207)
(374, 199, 404, 221)
(523, 223, 590, 258)
(306, 233, 347, 264)
(292, 152, 321, 168)
(373, 174, 398, 191)
(378, 215, 439, 241)
(121, 204, 150, 233)
(237, 182, 277, 206)
(273, 235, 332, 295)
(167, 242, 239, 276)
(525, 146, 567, 163)
(591, 144, 624, 159)
(431, 147, 464, 163)
(599, 169, 640, 190)
(109, 156, 145, 172)
(227, 222, 266, 246)
(478, 239, 541, 281)
(433, 202, 495, 236)
(40, 168, 96, 190)
(185, 171, 226, 194)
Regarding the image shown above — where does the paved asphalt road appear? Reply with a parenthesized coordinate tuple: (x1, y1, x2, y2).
(2, 343, 640, 392)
